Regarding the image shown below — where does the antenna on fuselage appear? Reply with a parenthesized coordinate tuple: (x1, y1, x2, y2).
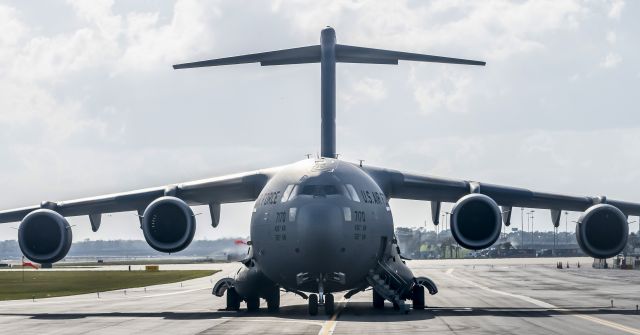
(173, 27, 485, 159)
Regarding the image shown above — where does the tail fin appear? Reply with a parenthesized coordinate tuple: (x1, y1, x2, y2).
(173, 27, 485, 159)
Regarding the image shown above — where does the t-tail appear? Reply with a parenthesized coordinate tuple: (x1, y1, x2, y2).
(173, 27, 485, 159)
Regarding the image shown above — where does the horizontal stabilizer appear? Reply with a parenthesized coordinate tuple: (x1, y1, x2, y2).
(173, 44, 484, 69)
(173, 45, 320, 69)
(335, 44, 485, 66)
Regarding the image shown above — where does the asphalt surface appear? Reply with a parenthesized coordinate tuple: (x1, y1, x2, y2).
(1, 258, 639, 335)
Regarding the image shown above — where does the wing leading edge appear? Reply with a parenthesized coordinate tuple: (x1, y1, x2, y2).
(363, 165, 640, 216)
(0, 166, 282, 224)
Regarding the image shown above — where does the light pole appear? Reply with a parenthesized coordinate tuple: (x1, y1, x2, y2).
(565, 211, 569, 244)
(445, 211, 458, 256)
(527, 210, 535, 248)
(628, 219, 638, 235)
(521, 207, 524, 248)
(553, 223, 557, 257)
(445, 212, 451, 231)
(530, 214, 534, 247)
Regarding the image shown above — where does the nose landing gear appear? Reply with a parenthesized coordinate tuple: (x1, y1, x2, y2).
(309, 294, 319, 315)
(325, 293, 335, 315)
(308, 293, 334, 316)
(309, 275, 335, 315)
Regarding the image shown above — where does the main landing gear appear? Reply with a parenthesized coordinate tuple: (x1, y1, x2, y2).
(226, 287, 241, 311)
(266, 288, 280, 312)
(224, 286, 280, 312)
(370, 285, 426, 311)
(308, 293, 335, 316)
(412, 285, 425, 310)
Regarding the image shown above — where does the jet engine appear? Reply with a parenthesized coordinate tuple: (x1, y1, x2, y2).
(18, 209, 72, 264)
(576, 204, 628, 259)
(450, 194, 502, 250)
(141, 196, 196, 253)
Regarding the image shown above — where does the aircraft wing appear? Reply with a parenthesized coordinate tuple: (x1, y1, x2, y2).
(0, 166, 281, 225)
(363, 165, 640, 216)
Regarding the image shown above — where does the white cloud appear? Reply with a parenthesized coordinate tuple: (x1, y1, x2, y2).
(410, 67, 472, 115)
(600, 52, 622, 68)
(4, 0, 223, 82)
(274, 0, 586, 61)
(340, 77, 387, 107)
(379, 127, 640, 197)
(0, 82, 111, 144)
(606, 31, 617, 44)
(0, 5, 28, 48)
(608, 0, 625, 19)
(117, 0, 221, 72)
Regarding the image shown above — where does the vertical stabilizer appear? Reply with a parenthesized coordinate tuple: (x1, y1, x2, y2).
(320, 27, 337, 158)
(173, 28, 485, 159)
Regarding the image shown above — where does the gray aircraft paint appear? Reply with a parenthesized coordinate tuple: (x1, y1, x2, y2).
(250, 158, 392, 293)
(320, 28, 337, 158)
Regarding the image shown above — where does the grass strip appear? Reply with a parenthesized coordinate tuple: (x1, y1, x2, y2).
(0, 270, 218, 301)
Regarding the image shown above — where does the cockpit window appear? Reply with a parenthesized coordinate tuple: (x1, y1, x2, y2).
(281, 184, 294, 203)
(300, 185, 340, 196)
(345, 184, 360, 202)
(285, 183, 352, 200)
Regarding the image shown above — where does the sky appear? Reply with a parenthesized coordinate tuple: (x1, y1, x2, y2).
(0, 0, 639, 242)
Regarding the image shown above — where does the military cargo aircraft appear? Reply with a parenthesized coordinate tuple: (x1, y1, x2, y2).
(1, 27, 637, 315)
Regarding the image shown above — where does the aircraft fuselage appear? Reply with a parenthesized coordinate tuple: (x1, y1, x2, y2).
(250, 158, 394, 293)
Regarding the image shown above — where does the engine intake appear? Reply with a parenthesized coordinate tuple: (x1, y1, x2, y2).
(18, 209, 72, 264)
(450, 194, 502, 250)
(142, 196, 196, 253)
(576, 204, 628, 259)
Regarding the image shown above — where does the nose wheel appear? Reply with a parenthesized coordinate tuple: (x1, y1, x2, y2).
(309, 294, 319, 315)
(324, 293, 335, 315)
(308, 293, 335, 316)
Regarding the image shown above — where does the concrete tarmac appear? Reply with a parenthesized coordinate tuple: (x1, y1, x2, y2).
(1, 258, 639, 335)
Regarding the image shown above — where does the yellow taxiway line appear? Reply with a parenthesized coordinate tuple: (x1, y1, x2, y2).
(319, 297, 350, 335)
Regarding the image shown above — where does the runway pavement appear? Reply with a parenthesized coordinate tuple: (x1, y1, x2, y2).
(1, 258, 639, 335)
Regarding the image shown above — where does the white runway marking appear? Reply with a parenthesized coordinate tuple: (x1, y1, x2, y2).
(222, 317, 324, 327)
(447, 271, 640, 335)
(0, 287, 210, 308)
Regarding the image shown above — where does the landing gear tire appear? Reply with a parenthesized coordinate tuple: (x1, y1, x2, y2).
(308, 294, 319, 316)
(226, 287, 241, 311)
(372, 290, 384, 309)
(324, 293, 335, 315)
(246, 297, 260, 312)
(412, 285, 425, 310)
(266, 290, 280, 313)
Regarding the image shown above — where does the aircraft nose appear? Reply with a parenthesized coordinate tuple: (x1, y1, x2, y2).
(296, 202, 344, 271)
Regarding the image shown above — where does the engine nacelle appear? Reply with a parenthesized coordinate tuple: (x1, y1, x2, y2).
(576, 204, 628, 259)
(450, 194, 502, 250)
(18, 209, 72, 264)
(142, 196, 196, 253)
